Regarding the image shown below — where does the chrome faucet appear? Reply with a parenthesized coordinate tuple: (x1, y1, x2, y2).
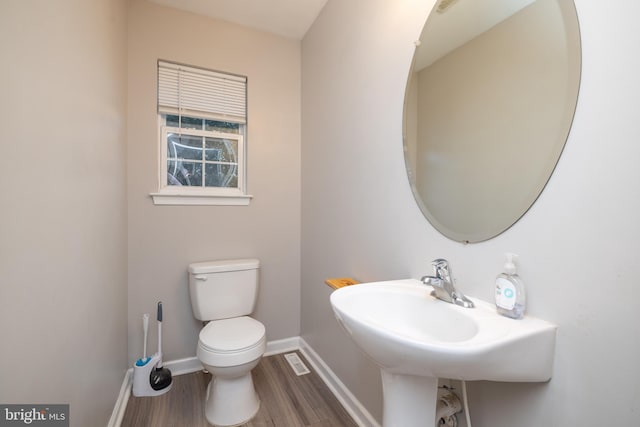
(421, 259, 474, 308)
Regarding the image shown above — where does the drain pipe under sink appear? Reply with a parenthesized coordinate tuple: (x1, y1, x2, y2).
(436, 384, 472, 427)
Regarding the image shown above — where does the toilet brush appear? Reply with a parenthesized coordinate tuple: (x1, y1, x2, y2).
(135, 313, 151, 367)
(150, 301, 172, 390)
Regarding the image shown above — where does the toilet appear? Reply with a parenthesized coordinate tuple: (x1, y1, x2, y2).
(188, 259, 266, 427)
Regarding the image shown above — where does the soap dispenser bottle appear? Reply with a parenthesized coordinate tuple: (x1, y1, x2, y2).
(495, 253, 526, 319)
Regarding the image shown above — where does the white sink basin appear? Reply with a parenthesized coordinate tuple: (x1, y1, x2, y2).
(331, 279, 557, 382)
(330, 279, 557, 426)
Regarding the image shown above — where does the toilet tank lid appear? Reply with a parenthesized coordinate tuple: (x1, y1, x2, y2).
(189, 259, 260, 274)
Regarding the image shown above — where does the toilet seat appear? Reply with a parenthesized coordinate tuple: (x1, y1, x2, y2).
(200, 316, 265, 352)
(198, 316, 266, 367)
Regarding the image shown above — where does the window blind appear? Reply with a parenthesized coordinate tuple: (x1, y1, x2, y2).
(158, 60, 247, 124)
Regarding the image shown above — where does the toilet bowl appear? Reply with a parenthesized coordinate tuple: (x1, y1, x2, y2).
(198, 317, 266, 426)
(188, 259, 265, 427)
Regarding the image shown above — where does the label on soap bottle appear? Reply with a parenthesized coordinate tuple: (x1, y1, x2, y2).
(496, 278, 516, 310)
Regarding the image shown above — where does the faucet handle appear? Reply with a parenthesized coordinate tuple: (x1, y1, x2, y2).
(431, 259, 452, 281)
(425, 258, 474, 308)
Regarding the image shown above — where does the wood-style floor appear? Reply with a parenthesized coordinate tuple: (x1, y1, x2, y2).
(121, 351, 359, 427)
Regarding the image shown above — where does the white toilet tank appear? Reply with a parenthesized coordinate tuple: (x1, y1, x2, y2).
(188, 259, 260, 321)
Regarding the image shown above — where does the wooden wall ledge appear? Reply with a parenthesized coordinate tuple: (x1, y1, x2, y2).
(325, 278, 360, 290)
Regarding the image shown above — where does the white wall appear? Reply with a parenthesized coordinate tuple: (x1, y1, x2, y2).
(0, 1, 128, 426)
(127, 0, 301, 364)
(301, 0, 640, 425)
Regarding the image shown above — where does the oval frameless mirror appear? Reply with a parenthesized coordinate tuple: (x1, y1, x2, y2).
(403, 0, 581, 243)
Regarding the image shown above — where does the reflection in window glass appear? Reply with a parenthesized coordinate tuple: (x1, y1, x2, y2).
(205, 120, 240, 134)
(205, 164, 237, 188)
(163, 115, 241, 190)
(205, 138, 237, 162)
(167, 134, 203, 161)
(166, 115, 203, 130)
(167, 160, 203, 186)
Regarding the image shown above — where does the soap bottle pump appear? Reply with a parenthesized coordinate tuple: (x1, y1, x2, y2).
(495, 253, 526, 319)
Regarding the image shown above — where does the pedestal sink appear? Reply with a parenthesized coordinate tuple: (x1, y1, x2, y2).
(330, 279, 557, 426)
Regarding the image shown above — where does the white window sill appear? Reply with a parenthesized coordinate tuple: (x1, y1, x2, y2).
(150, 191, 252, 206)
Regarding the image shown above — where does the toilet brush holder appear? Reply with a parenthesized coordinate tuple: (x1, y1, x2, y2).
(132, 354, 172, 397)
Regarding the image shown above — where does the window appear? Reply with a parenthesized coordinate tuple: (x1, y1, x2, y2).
(151, 61, 251, 206)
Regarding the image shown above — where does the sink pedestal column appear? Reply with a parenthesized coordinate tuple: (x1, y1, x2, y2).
(380, 370, 439, 427)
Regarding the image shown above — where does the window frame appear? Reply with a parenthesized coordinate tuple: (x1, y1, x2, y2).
(151, 117, 251, 206)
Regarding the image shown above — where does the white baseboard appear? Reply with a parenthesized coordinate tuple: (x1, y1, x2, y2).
(109, 336, 378, 427)
(107, 369, 132, 427)
(151, 337, 305, 377)
(164, 356, 203, 376)
(299, 338, 381, 427)
(264, 336, 301, 356)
